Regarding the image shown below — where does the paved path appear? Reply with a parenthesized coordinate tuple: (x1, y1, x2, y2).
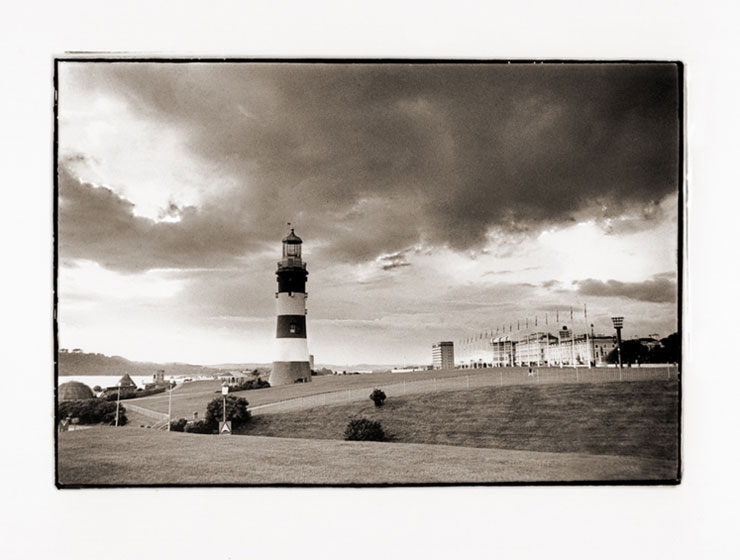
(124, 402, 169, 420)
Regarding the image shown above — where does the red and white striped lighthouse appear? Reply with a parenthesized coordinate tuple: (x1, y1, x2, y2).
(270, 227, 312, 386)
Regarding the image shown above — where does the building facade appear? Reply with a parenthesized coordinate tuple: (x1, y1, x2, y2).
(432, 341, 455, 370)
(457, 327, 617, 368)
(514, 332, 559, 366)
(491, 335, 515, 367)
(544, 333, 617, 367)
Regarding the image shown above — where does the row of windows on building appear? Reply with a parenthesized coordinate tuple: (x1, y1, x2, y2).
(443, 331, 617, 368)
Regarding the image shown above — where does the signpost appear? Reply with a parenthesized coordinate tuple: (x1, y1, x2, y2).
(219, 421, 232, 435)
(220, 384, 229, 434)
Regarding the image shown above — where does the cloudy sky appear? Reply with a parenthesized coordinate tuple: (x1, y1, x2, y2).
(57, 61, 680, 366)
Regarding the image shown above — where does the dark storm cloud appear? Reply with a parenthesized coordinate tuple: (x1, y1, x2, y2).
(58, 165, 260, 271)
(62, 62, 679, 269)
(573, 275, 677, 303)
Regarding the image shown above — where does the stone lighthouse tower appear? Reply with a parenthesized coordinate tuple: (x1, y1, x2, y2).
(270, 227, 312, 386)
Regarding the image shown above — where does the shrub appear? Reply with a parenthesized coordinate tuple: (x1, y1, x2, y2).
(231, 378, 270, 392)
(344, 418, 386, 442)
(58, 399, 127, 426)
(369, 389, 387, 407)
(92, 385, 102, 392)
(170, 418, 187, 432)
(205, 395, 251, 429)
(103, 386, 167, 401)
(184, 420, 214, 434)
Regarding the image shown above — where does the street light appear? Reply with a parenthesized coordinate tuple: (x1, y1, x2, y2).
(167, 379, 174, 431)
(221, 383, 229, 425)
(611, 316, 624, 380)
(115, 381, 121, 427)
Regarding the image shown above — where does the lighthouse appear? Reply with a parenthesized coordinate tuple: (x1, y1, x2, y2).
(270, 227, 312, 386)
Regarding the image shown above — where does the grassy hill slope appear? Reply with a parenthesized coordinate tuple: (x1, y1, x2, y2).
(57, 427, 676, 485)
(240, 380, 679, 461)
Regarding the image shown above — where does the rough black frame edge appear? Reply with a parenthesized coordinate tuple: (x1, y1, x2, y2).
(53, 57, 61, 489)
(52, 57, 684, 489)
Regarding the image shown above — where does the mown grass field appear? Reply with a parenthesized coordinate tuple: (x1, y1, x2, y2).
(57, 427, 676, 485)
(239, 380, 679, 461)
(57, 379, 679, 484)
(127, 367, 484, 419)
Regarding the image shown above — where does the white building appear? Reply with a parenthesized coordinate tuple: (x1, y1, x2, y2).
(491, 335, 515, 367)
(514, 332, 559, 366)
(545, 333, 616, 366)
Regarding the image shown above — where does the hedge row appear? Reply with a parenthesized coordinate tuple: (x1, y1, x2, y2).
(58, 399, 127, 426)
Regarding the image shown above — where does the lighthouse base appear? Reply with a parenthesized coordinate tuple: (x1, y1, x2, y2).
(270, 361, 312, 386)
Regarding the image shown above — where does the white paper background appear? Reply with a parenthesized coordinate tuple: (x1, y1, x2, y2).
(1, 1, 738, 558)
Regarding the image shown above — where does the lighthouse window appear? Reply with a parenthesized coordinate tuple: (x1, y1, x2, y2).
(289, 323, 297, 334)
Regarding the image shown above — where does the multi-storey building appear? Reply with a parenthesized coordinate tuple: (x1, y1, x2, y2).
(545, 333, 616, 366)
(432, 341, 455, 370)
(491, 335, 515, 367)
(514, 332, 559, 366)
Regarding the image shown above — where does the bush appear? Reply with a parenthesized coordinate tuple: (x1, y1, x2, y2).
(170, 418, 187, 432)
(103, 385, 167, 401)
(205, 395, 251, 429)
(344, 418, 386, 442)
(184, 419, 214, 434)
(58, 399, 127, 426)
(369, 389, 386, 407)
(231, 378, 270, 392)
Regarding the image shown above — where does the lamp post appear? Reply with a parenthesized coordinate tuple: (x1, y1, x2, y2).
(115, 382, 121, 427)
(167, 380, 173, 431)
(221, 383, 229, 425)
(611, 316, 624, 381)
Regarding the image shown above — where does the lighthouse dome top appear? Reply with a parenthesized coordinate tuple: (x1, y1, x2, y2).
(282, 228, 302, 244)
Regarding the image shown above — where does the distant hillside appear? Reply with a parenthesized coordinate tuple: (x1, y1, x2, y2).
(58, 351, 223, 378)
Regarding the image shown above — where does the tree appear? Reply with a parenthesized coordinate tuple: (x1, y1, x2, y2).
(660, 332, 680, 363)
(369, 389, 387, 407)
(606, 340, 650, 365)
(205, 395, 251, 428)
(344, 418, 386, 442)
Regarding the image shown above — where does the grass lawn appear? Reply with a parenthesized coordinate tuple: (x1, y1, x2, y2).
(128, 367, 485, 419)
(57, 379, 680, 485)
(57, 427, 676, 485)
(239, 380, 679, 462)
